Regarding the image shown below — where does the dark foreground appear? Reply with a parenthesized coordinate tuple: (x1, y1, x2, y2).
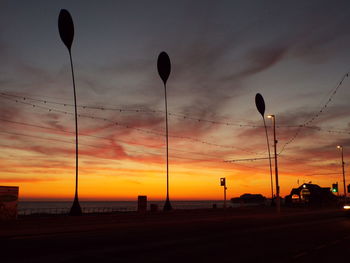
(1, 207, 349, 262)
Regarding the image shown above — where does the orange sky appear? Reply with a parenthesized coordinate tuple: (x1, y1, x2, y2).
(1, 1, 350, 201)
(0, 110, 347, 200)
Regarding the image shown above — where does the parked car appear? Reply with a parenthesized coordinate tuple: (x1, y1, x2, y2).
(343, 203, 350, 217)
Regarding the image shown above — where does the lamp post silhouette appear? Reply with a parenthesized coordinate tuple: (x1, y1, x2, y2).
(337, 145, 347, 201)
(267, 114, 280, 213)
(255, 93, 274, 202)
(58, 9, 82, 216)
(157, 52, 172, 211)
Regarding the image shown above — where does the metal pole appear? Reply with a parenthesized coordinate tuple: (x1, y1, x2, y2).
(70, 52, 78, 201)
(337, 181, 339, 197)
(224, 185, 227, 208)
(163, 83, 172, 210)
(272, 115, 280, 213)
(68, 51, 82, 216)
(58, 9, 82, 216)
(341, 147, 346, 200)
(263, 118, 274, 200)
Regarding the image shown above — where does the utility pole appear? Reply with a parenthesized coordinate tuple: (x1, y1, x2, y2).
(337, 146, 346, 202)
(268, 115, 280, 213)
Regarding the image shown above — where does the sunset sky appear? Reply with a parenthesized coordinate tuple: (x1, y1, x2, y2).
(1, 0, 350, 201)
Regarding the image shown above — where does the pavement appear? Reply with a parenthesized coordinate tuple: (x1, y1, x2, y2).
(0, 207, 349, 262)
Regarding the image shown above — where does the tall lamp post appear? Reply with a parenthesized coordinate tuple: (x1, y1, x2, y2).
(337, 145, 347, 201)
(267, 114, 280, 213)
(157, 52, 172, 211)
(58, 9, 82, 216)
(255, 94, 274, 201)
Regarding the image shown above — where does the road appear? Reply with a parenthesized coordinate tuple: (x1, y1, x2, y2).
(0, 208, 349, 262)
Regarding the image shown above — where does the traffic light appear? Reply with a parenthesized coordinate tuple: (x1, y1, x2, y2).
(347, 184, 350, 193)
(332, 183, 338, 193)
(220, 178, 226, 186)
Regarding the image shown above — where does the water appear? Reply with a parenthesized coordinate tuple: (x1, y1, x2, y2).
(18, 200, 227, 215)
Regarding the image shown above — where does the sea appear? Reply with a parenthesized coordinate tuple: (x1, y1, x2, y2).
(18, 200, 229, 215)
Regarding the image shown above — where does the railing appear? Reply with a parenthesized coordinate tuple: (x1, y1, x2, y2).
(18, 206, 136, 216)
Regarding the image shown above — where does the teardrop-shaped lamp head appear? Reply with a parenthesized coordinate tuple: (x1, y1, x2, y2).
(157, 51, 171, 85)
(255, 93, 265, 117)
(58, 9, 74, 51)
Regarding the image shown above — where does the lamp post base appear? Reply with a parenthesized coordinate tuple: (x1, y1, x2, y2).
(69, 197, 82, 216)
(163, 199, 172, 211)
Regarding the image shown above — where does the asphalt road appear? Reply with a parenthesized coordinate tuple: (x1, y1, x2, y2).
(1, 208, 349, 262)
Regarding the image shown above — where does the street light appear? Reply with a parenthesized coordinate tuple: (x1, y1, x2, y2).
(337, 145, 347, 201)
(267, 114, 280, 213)
(255, 93, 274, 202)
(58, 9, 82, 216)
(157, 52, 172, 211)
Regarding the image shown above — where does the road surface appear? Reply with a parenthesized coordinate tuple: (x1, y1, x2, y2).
(0, 208, 349, 262)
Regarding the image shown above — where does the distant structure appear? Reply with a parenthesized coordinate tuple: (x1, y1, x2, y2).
(0, 186, 19, 220)
(137, 195, 147, 213)
(285, 183, 337, 206)
(231, 193, 267, 205)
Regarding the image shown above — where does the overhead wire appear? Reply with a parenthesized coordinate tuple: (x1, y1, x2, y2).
(0, 118, 231, 160)
(0, 130, 226, 163)
(0, 91, 265, 128)
(1, 71, 349, 165)
(0, 94, 260, 154)
(278, 72, 349, 155)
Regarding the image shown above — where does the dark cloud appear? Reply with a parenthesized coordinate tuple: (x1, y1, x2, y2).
(0, 177, 59, 183)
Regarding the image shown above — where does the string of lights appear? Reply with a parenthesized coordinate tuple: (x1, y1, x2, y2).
(0, 130, 226, 163)
(224, 156, 275, 163)
(0, 130, 100, 149)
(2, 91, 338, 130)
(1, 70, 349, 163)
(2, 119, 340, 172)
(302, 125, 350, 135)
(0, 92, 160, 114)
(0, 92, 350, 137)
(0, 118, 232, 160)
(0, 94, 261, 154)
(0, 91, 265, 128)
(277, 72, 349, 155)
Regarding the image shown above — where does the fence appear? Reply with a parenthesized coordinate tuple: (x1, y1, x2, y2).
(18, 206, 135, 216)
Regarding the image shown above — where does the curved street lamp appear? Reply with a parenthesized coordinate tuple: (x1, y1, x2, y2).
(255, 93, 274, 202)
(58, 9, 82, 216)
(157, 52, 172, 211)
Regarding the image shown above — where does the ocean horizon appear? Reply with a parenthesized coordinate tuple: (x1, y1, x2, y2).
(18, 200, 230, 215)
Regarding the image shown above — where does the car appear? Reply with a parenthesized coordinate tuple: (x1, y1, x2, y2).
(343, 203, 350, 217)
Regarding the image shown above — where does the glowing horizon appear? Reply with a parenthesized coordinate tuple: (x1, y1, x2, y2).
(0, 0, 349, 201)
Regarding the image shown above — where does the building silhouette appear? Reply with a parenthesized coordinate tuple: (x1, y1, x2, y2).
(285, 183, 337, 207)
